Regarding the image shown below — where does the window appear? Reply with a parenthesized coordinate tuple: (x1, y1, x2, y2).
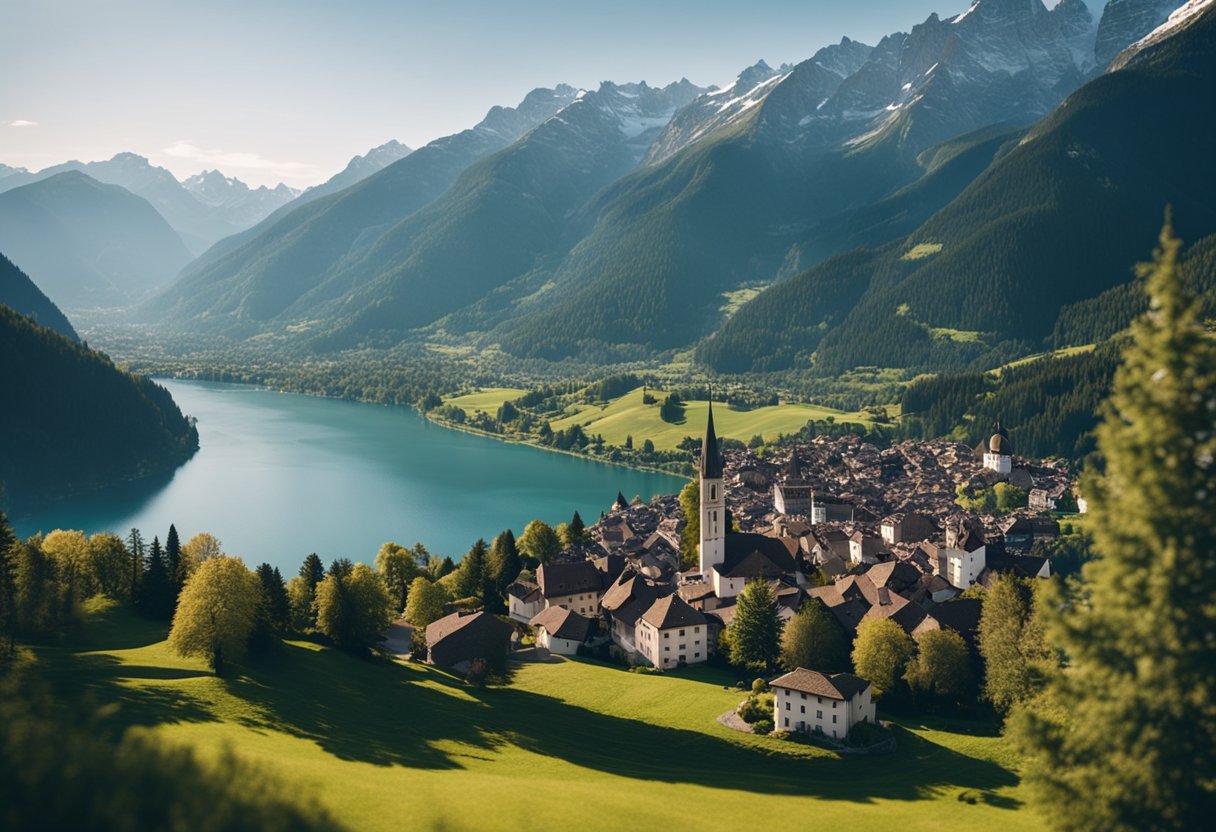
(663, 632, 669, 639)
(694, 652, 700, 658)
(817, 696, 822, 704)
(664, 646, 670, 653)
(784, 718, 789, 728)
(694, 626, 700, 633)
(694, 640, 700, 646)
(785, 702, 790, 711)
(816, 710, 822, 718)
(832, 700, 837, 708)
(832, 715, 837, 723)
(800, 693, 806, 700)
(800, 705, 805, 714)
(711, 485, 716, 501)
(679, 629, 685, 637)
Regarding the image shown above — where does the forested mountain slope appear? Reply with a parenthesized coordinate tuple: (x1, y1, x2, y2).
(0, 305, 198, 510)
(0, 253, 78, 341)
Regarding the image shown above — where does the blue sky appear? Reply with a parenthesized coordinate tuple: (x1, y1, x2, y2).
(0, 0, 1069, 187)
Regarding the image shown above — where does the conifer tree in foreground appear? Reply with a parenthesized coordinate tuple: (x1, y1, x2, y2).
(728, 579, 781, 672)
(1010, 220, 1216, 831)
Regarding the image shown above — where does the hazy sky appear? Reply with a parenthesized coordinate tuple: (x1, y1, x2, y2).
(1, 0, 1070, 188)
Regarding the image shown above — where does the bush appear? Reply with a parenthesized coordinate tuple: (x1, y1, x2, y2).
(752, 719, 774, 735)
(738, 693, 774, 724)
(751, 678, 768, 694)
(769, 729, 791, 741)
(466, 657, 489, 687)
(844, 720, 888, 748)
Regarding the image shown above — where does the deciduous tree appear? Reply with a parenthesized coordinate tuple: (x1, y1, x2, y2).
(518, 520, 561, 565)
(978, 575, 1051, 714)
(168, 556, 260, 675)
(375, 542, 419, 614)
(852, 619, 915, 699)
(780, 601, 849, 673)
(313, 564, 391, 651)
(904, 628, 975, 709)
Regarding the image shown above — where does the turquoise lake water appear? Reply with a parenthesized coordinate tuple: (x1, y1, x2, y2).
(12, 380, 687, 575)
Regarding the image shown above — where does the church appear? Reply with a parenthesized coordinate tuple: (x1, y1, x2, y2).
(694, 401, 799, 601)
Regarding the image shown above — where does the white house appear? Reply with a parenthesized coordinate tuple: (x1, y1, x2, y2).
(941, 545, 986, 590)
(530, 605, 595, 655)
(635, 595, 709, 670)
(771, 668, 876, 740)
(537, 560, 604, 617)
(507, 580, 544, 623)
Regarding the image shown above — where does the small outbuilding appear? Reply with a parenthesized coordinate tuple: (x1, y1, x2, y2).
(426, 610, 513, 673)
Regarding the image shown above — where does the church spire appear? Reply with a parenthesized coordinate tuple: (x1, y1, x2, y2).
(701, 395, 723, 479)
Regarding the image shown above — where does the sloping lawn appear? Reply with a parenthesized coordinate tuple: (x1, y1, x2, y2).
(32, 601, 1040, 831)
(550, 387, 876, 450)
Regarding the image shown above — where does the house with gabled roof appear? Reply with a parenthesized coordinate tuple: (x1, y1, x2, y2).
(426, 610, 513, 673)
(538, 560, 604, 617)
(506, 579, 544, 623)
(635, 594, 709, 670)
(530, 605, 596, 655)
(771, 668, 875, 739)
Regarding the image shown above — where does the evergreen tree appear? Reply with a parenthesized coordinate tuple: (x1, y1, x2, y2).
(780, 601, 849, 673)
(0, 512, 16, 654)
(568, 511, 586, 543)
(126, 528, 144, 604)
(455, 539, 490, 602)
(978, 575, 1052, 715)
(1010, 221, 1216, 831)
(487, 530, 521, 595)
(139, 536, 172, 620)
(299, 553, 325, 592)
(327, 558, 353, 580)
(728, 580, 781, 672)
(164, 524, 183, 598)
(852, 619, 915, 699)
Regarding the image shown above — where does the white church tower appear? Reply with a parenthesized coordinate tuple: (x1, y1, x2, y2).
(982, 420, 1013, 477)
(699, 400, 726, 576)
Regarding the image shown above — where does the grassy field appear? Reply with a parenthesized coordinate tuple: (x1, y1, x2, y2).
(991, 344, 1097, 377)
(444, 387, 529, 414)
(549, 387, 877, 450)
(30, 600, 1040, 832)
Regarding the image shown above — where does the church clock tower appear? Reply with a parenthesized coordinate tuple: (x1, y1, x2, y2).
(699, 399, 726, 577)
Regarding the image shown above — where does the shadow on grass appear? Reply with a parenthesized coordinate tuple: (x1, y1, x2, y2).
(36, 610, 1022, 806)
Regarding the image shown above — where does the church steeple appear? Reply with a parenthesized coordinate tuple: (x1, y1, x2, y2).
(700, 398, 723, 478)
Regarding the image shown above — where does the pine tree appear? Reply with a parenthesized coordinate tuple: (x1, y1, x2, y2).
(139, 536, 172, 620)
(569, 511, 586, 543)
(728, 580, 781, 672)
(0, 512, 17, 654)
(126, 528, 144, 603)
(299, 553, 325, 592)
(455, 539, 489, 602)
(1010, 220, 1216, 831)
(164, 524, 183, 598)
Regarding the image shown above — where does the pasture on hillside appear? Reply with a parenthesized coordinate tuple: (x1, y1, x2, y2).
(30, 601, 1038, 831)
(549, 387, 878, 451)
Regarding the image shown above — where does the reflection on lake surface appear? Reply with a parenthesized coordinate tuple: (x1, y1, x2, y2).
(12, 380, 687, 574)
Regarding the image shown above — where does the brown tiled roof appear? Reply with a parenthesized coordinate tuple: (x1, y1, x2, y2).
(770, 668, 871, 701)
(530, 605, 595, 642)
(426, 611, 513, 668)
(506, 580, 541, 601)
(719, 533, 796, 576)
(538, 560, 602, 598)
(640, 595, 706, 630)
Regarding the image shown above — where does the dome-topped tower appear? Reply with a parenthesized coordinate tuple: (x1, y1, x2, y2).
(983, 420, 1013, 477)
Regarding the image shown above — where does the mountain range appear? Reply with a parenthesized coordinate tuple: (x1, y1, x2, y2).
(53, 0, 1216, 386)
(0, 252, 78, 341)
(0, 171, 194, 309)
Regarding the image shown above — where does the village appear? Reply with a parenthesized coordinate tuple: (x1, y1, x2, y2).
(420, 404, 1079, 741)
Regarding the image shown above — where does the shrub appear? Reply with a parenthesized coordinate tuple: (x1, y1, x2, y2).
(844, 720, 888, 748)
(751, 678, 768, 694)
(752, 719, 774, 735)
(466, 657, 490, 687)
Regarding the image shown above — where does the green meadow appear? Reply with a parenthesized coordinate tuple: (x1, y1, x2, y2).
(27, 600, 1041, 831)
(549, 387, 877, 450)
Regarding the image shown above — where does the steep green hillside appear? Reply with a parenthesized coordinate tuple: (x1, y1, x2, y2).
(0, 305, 198, 510)
(703, 6, 1216, 376)
(0, 253, 78, 341)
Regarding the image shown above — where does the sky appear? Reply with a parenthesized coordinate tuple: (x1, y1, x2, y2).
(0, 0, 1075, 188)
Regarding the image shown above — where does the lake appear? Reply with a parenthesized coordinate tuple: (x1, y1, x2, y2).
(12, 380, 687, 575)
